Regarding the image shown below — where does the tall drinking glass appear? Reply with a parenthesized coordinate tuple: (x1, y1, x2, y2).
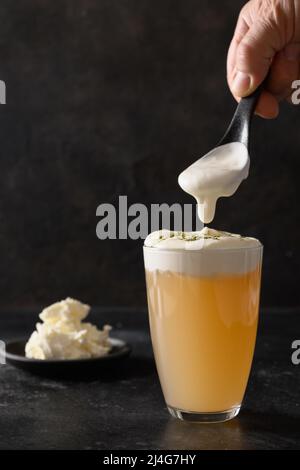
(143, 244, 263, 423)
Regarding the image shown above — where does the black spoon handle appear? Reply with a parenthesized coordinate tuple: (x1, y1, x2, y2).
(218, 84, 262, 148)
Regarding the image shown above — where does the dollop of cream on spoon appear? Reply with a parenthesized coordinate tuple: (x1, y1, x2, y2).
(178, 142, 250, 223)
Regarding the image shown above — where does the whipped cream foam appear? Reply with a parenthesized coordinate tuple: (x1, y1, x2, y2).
(144, 227, 262, 276)
(25, 298, 112, 360)
(178, 142, 249, 224)
(144, 227, 260, 250)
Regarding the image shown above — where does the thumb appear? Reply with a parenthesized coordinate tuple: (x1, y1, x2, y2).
(230, 21, 280, 97)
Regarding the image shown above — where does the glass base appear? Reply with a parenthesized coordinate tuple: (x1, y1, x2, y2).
(167, 405, 241, 423)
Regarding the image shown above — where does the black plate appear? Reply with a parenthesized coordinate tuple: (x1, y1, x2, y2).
(1, 338, 131, 379)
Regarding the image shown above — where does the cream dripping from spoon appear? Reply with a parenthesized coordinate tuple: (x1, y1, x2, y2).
(178, 142, 250, 224)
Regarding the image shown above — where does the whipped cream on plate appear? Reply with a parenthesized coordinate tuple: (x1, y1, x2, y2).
(25, 298, 112, 360)
(178, 142, 249, 223)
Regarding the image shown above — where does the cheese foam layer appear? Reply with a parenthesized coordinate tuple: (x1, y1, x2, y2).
(144, 227, 262, 276)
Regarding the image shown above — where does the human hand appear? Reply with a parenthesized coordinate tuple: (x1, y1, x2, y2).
(227, 0, 300, 118)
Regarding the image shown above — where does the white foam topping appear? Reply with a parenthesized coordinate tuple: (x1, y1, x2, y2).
(144, 227, 262, 276)
(144, 227, 261, 250)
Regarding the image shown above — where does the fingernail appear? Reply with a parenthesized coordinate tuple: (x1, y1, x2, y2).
(232, 71, 251, 96)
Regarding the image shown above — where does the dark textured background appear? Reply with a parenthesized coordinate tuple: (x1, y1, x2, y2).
(0, 0, 299, 310)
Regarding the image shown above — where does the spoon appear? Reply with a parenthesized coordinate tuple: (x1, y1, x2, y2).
(218, 85, 262, 148)
(178, 85, 263, 224)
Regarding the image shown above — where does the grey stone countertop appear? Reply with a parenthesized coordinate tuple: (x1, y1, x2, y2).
(0, 308, 299, 450)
